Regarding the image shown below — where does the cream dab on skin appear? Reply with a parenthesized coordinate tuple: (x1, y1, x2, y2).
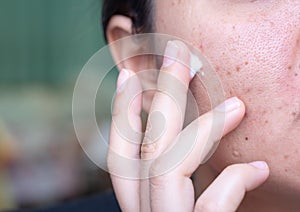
(190, 52, 203, 78)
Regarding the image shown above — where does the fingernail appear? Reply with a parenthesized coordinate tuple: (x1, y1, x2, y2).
(190, 53, 203, 78)
(162, 41, 179, 68)
(117, 68, 129, 93)
(214, 97, 241, 113)
(248, 161, 269, 170)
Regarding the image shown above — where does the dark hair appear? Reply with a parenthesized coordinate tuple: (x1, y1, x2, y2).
(102, 0, 154, 41)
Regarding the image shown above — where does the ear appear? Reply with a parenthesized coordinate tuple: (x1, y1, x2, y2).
(106, 15, 156, 73)
(106, 15, 158, 113)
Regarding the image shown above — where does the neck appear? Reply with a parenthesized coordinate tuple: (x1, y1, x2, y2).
(193, 164, 300, 211)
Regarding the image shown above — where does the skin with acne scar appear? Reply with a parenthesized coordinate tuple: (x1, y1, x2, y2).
(153, 0, 300, 210)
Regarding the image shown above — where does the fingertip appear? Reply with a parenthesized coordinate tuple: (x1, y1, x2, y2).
(113, 68, 142, 117)
(116, 68, 129, 92)
(230, 97, 246, 124)
(236, 97, 246, 117)
(248, 161, 269, 171)
(213, 97, 246, 136)
(161, 40, 192, 84)
(245, 161, 270, 191)
(214, 97, 245, 113)
(248, 161, 270, 181)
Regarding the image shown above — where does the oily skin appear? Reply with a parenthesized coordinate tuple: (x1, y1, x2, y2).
(154, 0, 300, 209)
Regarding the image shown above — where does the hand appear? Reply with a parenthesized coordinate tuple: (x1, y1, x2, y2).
(108, 40, 270, 212)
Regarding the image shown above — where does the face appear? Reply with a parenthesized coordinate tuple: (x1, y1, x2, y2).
(154, 0, 300, 196)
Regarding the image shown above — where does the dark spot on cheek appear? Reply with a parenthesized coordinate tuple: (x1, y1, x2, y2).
(245, 137, 249, 141)
(264, 120, 269, 124)
(236, 66, 241, 72)
(284, 155, 289, 160)
(295, 73, 298, 77)
(245, 61, 249, 66)
(198, 44, 203, 51)
(288, 66, 292, 70)
(227, 71, 231, 76)
(292, 112, 300, 122)
(269, 21, 275, 27)
(284, 168, 288, 173)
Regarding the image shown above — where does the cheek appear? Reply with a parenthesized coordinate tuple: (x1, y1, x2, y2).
(198, 10, 300, 89)
(197, 6, 300, 190)
(156, 1, 300, 190)
(156, 1, 300, 110)
(192, 3, 300, 124)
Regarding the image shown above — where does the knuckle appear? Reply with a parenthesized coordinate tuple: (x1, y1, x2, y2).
(141, 142, 156, 153)
(140, 142, 158, 159)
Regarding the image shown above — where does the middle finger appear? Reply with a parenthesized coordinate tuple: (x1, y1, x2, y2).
(141, 40, 197, 160)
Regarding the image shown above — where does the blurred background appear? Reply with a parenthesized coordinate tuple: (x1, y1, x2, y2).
(0, 0, 117, 210)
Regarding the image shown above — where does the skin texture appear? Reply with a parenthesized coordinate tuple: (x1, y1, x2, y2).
(153, 0, 300, 211)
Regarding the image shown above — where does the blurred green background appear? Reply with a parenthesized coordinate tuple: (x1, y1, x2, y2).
(0, 0, 116, 210)
(0, 0, 105, 84)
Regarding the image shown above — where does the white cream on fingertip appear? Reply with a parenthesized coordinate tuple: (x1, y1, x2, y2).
(190, 52, 203, 78)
